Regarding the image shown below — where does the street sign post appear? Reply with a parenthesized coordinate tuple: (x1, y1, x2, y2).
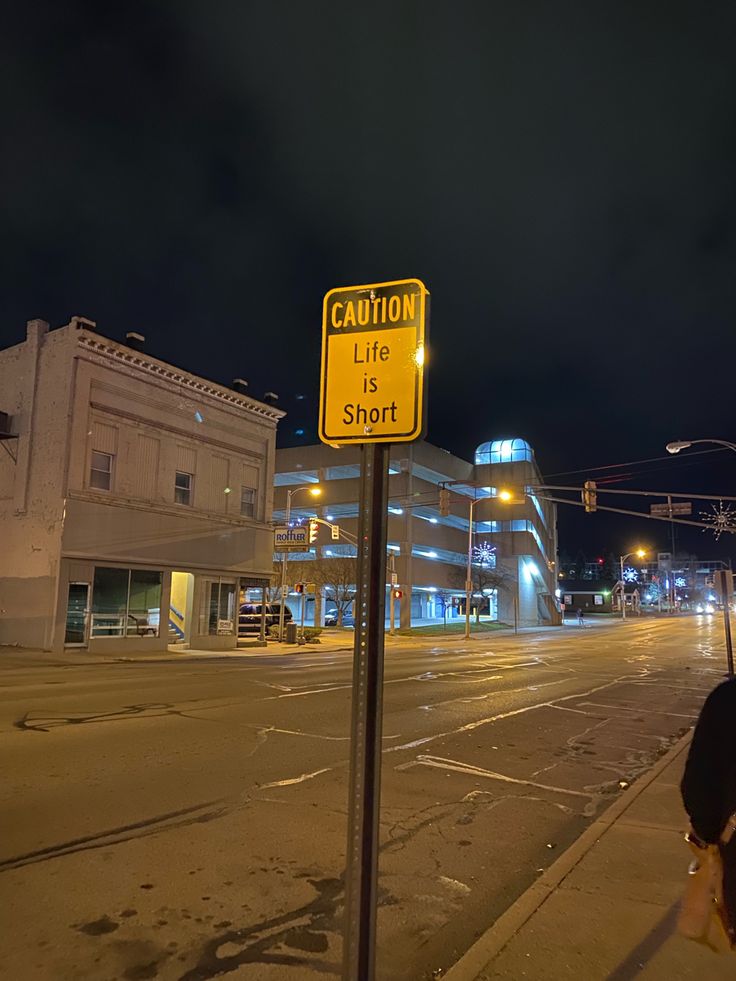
(319, 279, 428, 446)
(715, 570, 734, 677)
(320, 279, 429, 981)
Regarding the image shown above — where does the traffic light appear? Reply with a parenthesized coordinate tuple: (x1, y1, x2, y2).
(294, 582, 304, 594)
(308, 518, 319, 543)
(394, 589, 403, 600)
(582, 480, 597, 513)
(438, 488, 450, 516)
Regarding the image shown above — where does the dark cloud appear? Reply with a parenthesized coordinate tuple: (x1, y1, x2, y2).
(1, 1, 735, 556)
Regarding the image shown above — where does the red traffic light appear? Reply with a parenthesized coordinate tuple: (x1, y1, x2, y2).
(394, 589, 403, 599)
(295, 583, 304, 594)
(597, 557, 604, 564)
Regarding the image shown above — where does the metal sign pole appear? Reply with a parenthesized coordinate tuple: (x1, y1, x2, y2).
(343, 442, 390, 981)
(717, 571, 734, 678)
(723, 602, 734, 679)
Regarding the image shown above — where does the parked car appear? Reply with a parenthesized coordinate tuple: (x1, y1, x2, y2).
(324, 608, 355, 627)
(238, 603, 293, 634)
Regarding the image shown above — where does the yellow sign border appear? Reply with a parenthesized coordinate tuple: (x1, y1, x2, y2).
(318, 278, 428, 446)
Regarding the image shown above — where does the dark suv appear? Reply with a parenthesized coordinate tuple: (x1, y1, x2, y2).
(238, 603, 293, 634)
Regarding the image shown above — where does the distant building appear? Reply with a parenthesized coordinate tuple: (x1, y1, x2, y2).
(273, 437, 560, 629)
(0, 317, 283, 653)
(557, 579, 617, 615)
(630, 552, 731, 610)
(557, 578, 641, 615)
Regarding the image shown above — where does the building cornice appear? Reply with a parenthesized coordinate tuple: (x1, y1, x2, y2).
(76, 331, 285, 423)
(66, 488, 271, 529)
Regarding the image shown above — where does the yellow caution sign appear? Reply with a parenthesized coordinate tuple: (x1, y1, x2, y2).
(319, 278, 428, 445)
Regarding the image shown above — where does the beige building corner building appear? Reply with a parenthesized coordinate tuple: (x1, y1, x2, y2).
(0, 317, 283, 654)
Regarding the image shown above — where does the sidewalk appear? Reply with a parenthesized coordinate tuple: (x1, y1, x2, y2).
(445, 733, 736, 981)
(0, 619, 620, 668)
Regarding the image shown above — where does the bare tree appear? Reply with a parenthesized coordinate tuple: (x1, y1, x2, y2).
(299, 555, 357, 626)
(265, 560, 287, 604)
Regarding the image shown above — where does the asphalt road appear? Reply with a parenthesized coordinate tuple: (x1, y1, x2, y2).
(0, 616, 727, 981)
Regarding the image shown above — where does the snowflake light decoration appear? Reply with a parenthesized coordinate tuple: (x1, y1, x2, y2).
(472, 542, 496, 567)
(674, 577, 687, 588)
(700, 501, 736, 541)
(622, 567, 639, 583)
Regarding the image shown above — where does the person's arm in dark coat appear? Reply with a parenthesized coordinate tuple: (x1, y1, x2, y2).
(681, 681, 734, 844)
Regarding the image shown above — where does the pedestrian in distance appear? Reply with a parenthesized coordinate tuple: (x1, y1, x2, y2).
(577, 607, 585, 627)
(679, 678, 736, 951)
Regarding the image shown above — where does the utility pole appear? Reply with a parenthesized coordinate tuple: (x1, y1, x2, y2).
(668, 495, 676, 614)
(619, 554, 627, 621)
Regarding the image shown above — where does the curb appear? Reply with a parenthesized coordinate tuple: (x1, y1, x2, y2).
(443, 730, 693, 981)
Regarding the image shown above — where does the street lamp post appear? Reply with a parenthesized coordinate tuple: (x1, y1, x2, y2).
(619, 549, 646, 620)
(666, 439, 736, 455)
(465, 497, 480, 640)
(278, 485, 321, 639)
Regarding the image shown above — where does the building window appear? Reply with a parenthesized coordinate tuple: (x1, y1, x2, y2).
(175, 471, 193, 505)
(594, 594, 604, 606)
(90, 566, 162, 638)
(240, 486, 256, 518)
(90, 451, 113, 491)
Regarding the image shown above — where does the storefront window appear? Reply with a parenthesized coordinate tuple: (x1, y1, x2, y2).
(91, 567, 162, 638)
(91, 567, 129, 636)
(200, 579, 236, 635)
(128, 570, 162, 636)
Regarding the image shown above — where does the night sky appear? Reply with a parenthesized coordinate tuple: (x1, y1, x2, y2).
(2, 2, 734, 561)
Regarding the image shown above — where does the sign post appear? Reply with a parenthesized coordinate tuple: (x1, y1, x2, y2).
(319, 279, 428, 981)
(344, 441, 389, 980)
(650, 502, 692, 613)
(715, 570, 734, 678)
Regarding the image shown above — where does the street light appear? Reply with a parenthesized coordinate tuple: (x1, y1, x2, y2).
(278, 485, 321, 638)
(464, 497, 480, 640)
(666, 439, 736, 455)
(619, 548, 646, 620)
(463, 487, 521, 637)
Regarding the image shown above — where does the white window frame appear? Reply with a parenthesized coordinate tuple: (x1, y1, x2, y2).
(240, 485, 256, 518)
(90, 450, 113, 491)
(174, 470, 193, 506)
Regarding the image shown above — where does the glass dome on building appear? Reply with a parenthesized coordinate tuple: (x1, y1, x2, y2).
(475, 438, 534, 465)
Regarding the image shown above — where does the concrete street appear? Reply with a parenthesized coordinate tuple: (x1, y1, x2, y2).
(0, 616, 726, 980)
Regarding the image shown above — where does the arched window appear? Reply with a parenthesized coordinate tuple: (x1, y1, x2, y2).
(475, 438, 533, 465)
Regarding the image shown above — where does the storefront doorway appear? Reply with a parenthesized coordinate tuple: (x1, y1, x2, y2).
(64, 582, 89, 646)
(170, 571, 194, 645)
